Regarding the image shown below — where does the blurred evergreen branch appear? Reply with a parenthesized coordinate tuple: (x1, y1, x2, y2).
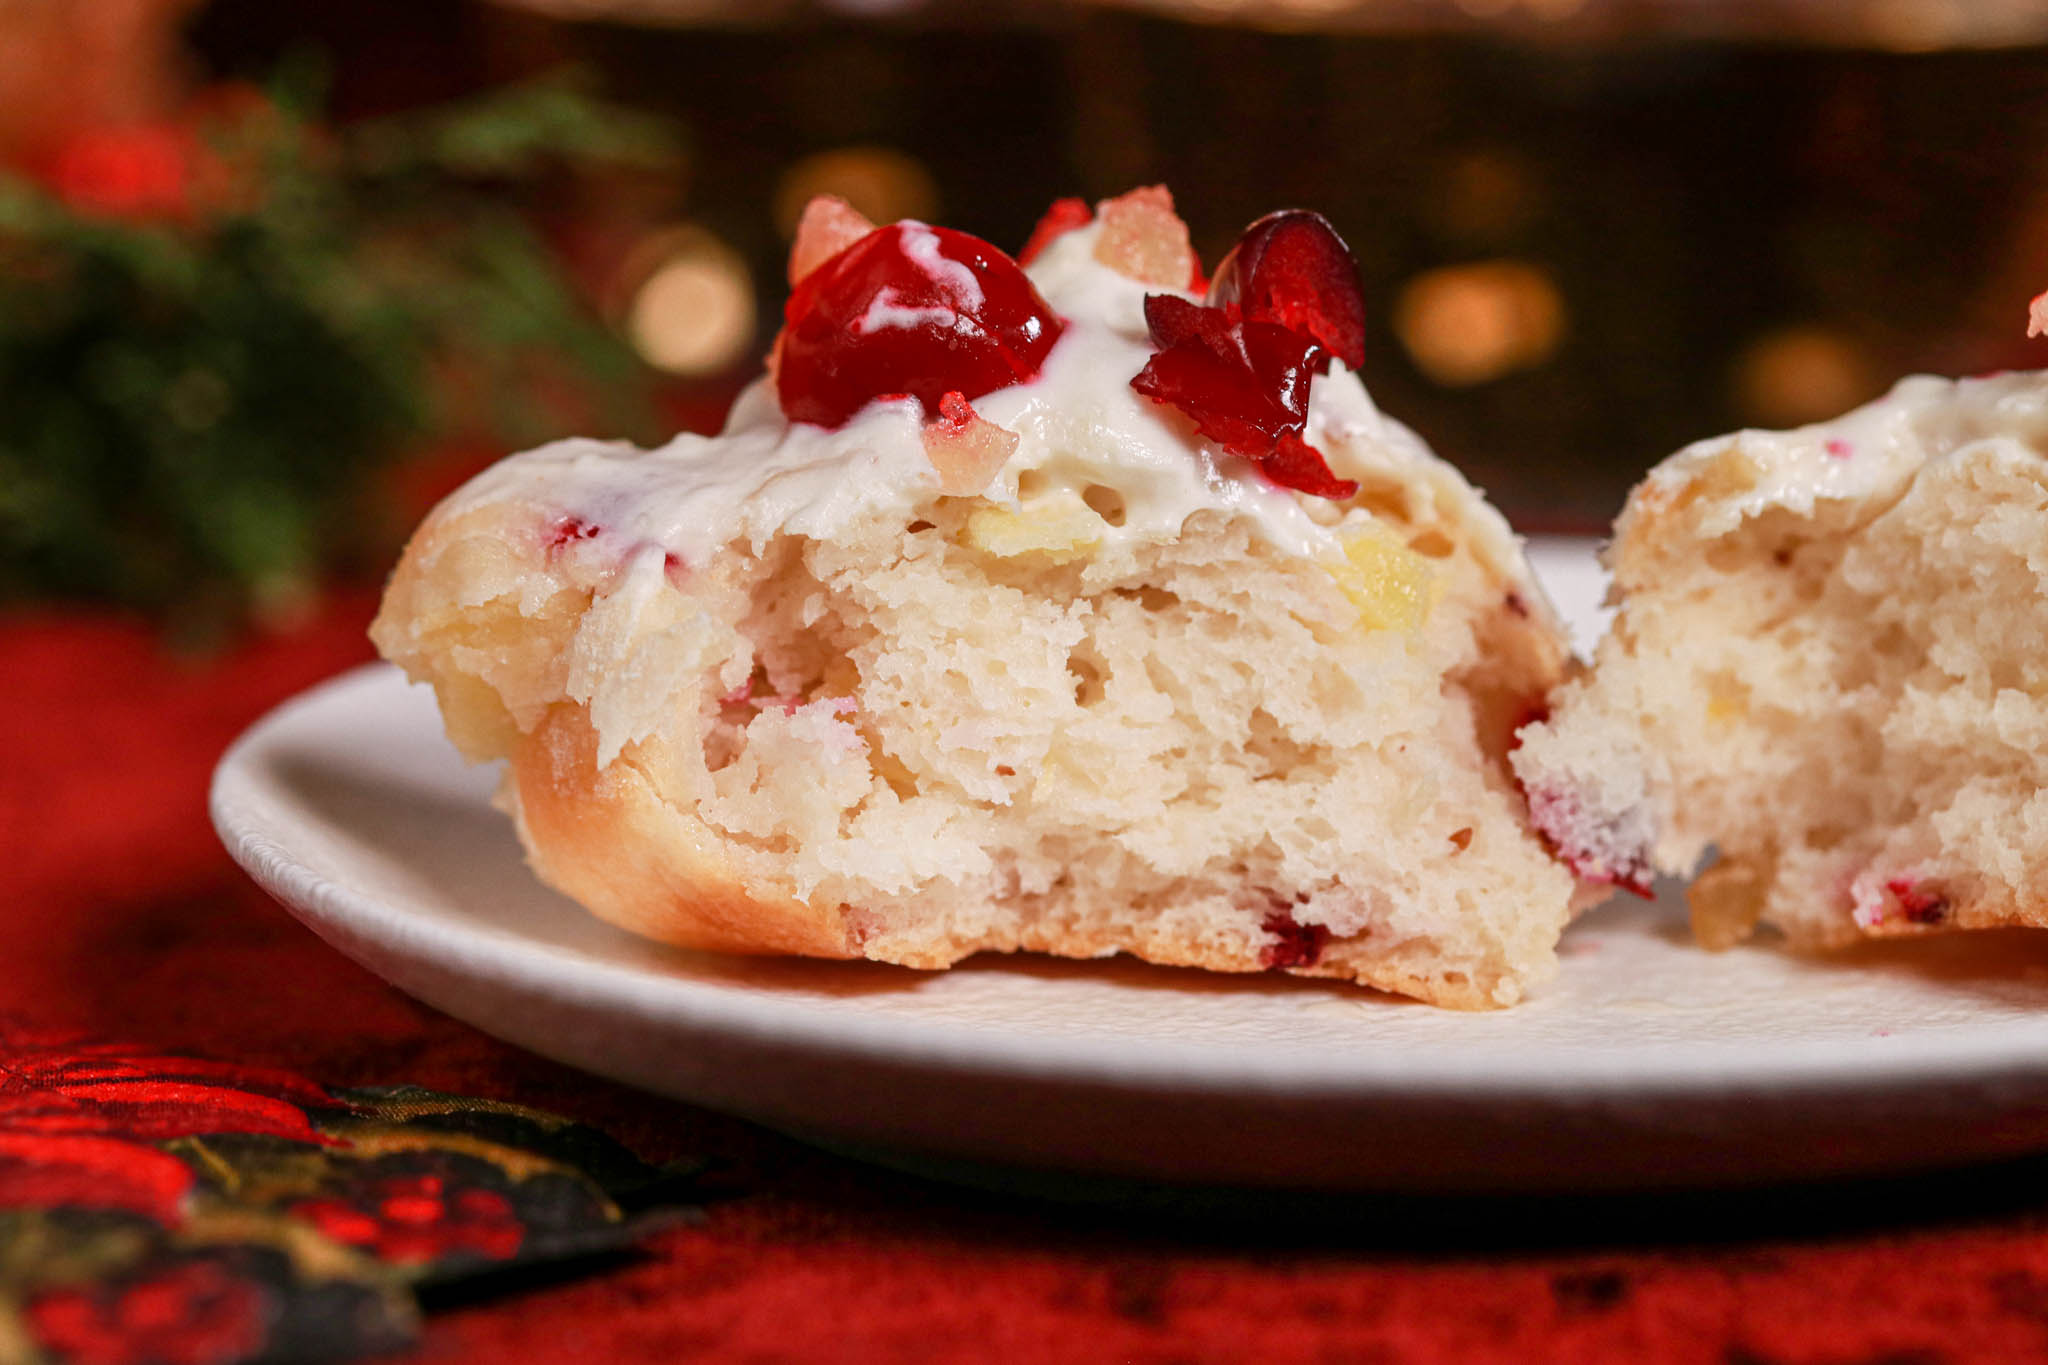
(0, 72, 676, 635)
(347, 71, 677, 180)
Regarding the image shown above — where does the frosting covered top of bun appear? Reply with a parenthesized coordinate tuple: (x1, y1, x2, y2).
(1621, 371, 2048, 551)
(437, 190, 1545, 604)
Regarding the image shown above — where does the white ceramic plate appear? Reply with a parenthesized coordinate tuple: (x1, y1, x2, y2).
(212, 538, 2048, 1193)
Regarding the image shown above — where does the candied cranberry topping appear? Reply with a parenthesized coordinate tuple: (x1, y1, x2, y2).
(1128, 210, 1368, 500)
(1260, 908, 1331, 970)
(1262, 432, 1357, 500)
(1133, 297, 1314, 451)
(1130, 296, 1357, 499)
(1018, 196, 1092, 266)
(1207, 210, 1366, 370)
(777, 222, 1063, 428)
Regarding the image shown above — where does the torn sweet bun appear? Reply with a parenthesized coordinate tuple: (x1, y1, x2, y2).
(374, 189, 1580, 1008)
(1515, 366, 2048, 949)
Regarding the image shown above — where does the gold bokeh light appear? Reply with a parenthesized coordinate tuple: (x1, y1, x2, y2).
(1393, 260, 1566, 387)
(1730, 325, 1877, 428)
(773, 146, 939, 238)
(625, 226, 757, 376)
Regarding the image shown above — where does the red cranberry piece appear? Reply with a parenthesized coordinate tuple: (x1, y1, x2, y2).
(1131, 300, 1313, 456)
(777, 222, 1064, 428)
(1521, 781, 1655, 899)
(1260, 907, 1331, 970)
(1207, 210, 1366, 371)
(1018, 197, 1091, 266)
(544, 515, 602, 555)
(1265, 433, 1357, 500)
(1884, 878, 1951, 925)
(1129, 294, 1358, 499)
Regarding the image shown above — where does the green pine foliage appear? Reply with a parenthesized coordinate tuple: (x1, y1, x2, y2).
(0, 74, 674, 630)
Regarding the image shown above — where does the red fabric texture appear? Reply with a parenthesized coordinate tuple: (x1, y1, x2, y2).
(0, 1029, 333, 1224)
(9, 601, 2048, 1364)
(26, 1259, 269, 1365)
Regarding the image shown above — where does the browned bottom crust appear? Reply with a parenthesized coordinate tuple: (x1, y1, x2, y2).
(512, 705, 857, 959)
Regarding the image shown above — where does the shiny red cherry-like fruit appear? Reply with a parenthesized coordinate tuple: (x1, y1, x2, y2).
(1206, 210, 1366, 371)
(777, 222, 1064, 428)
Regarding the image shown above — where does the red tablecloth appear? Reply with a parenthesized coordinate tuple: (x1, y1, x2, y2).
(10, 600, 2048, 1364)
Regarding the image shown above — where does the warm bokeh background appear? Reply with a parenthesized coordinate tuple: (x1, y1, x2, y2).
(8, 0, 2048, 624)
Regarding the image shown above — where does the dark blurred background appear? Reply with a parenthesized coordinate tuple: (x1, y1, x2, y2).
(7, 0, 2048, 629)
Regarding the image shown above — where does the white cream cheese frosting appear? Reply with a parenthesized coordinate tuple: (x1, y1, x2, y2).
(1627, 370, 2048, 542)
(441, 221, 1542, 596)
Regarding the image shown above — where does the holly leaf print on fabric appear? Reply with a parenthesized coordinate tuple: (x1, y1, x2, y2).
(0, 1028, 334, 1227)
(0, 1026, 707, 1364)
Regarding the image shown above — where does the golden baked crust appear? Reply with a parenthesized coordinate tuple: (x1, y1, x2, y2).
(509, 705, 857, 959)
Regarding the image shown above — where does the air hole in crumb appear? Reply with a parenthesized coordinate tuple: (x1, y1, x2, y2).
(1408, 529, 1457, 559)
(1116, 585, 1180, 613)
(1808, 825, 1851, 852)
(870, 748, 920, 799)
(1068, 651, 1106, 707)
(1354, 483, 1411, 525)
(1245, 709, 1314, 778)
(705, 671, 764, 774)
(1868, 621, 1913, 663)
(1082, 484, 1127, 527)
(1449, 827, 1474, 851)
(704, 725, 743, 773)
(1017, 469, 1050, 499)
